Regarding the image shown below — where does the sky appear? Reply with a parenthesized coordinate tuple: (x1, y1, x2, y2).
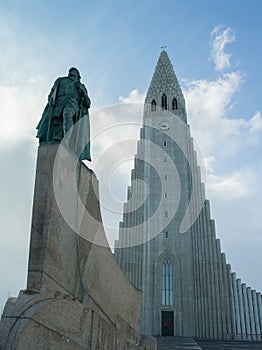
(1, 0, 262, 314)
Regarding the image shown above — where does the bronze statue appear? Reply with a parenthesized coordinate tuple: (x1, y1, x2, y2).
(36, 67, 91, 161)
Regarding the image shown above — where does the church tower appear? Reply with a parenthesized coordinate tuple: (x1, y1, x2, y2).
(115, 51, 262, 340)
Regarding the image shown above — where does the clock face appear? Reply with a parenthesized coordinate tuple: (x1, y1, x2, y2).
(159, 122, 169, 131)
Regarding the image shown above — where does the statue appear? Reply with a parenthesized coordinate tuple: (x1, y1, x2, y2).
(36, 67, 91, 161)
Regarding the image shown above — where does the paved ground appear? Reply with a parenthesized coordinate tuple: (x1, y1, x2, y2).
(198, 339, 262, 350)
(156, 337, 262, 350)
(156, 337, 202, 349)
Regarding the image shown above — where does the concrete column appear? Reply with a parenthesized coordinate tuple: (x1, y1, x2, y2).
(138, 204, 143, 290)
(257, 292, 262, 332)
(137, 139, 145, 291)
(131, 159, 138, 286)
(192, 207, 202, 337)
(215, 240, 227, 339)
(246, 287, 256, 340)
(136, 158, 143, 288)
(210, 220, 222, 340)
(256, 292, 262, 335)
(199, 214, 206, 338)
(222, 256, 233, 339)
(117, 223, 123, 268)
(188, 143, 197, 337)
(135, 156, 142, 289)
(193, 216, 202, 338)
(130, 166, 139, 285)
(252, 290, 261, 341)
(205, 201, 218, 339)
(120, 203, 127, 273)
(213, 239, 223, 339)
(236, 279, 246, 340)
(226, 265, 235, 339)
(202, 202, 213, 338)
(138, 151, 145, 288)
(231, 272, 241, 339)
(191, 225, 199, 338)
(121, 202, 129, 278)
(242, 284, 252, 340)
(189, 145, 199, 338)
(193, 148, 204, 339)
(199, 208, 210, 338)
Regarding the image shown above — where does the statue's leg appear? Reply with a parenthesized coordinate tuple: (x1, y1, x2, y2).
(52, 117, 63, 141)
(63, 106, 74, 135)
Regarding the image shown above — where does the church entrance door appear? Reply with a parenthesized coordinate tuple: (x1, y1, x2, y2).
(161, 311, 174, 336)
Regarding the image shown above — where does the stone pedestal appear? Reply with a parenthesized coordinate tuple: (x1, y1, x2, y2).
(0, 144, 156, 350)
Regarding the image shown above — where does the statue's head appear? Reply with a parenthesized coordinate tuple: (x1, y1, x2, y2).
(68, 67, 81, 81)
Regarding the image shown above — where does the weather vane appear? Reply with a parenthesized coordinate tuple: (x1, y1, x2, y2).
(160, 45, 167, 49)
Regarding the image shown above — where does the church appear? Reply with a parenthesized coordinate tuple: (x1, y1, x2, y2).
(114, 50, 262, 340)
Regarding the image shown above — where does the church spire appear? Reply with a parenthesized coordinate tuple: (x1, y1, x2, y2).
(144, 50, 187, 122)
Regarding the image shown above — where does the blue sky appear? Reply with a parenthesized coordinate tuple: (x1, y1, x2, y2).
(1, 0, 262, 314)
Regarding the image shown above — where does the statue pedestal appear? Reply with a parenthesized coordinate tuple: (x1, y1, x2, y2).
(0, 144, 156, 350)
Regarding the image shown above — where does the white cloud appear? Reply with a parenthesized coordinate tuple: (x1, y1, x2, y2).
(182, 27, 262, 211)
(207, 170, 252, 201)
(119, 89, 145, 104)
(204, 156, 216, 174)
(185, 72, 243, 121)
(90, 103, 143, 156)
(210, 26, 236, 71)
(0, 79, 46, 150)
(248, 111, 262, 132)
(184, 71, 246, 158)
(184, 72, 262, 163)
(0, 10, 54, 150)
(87, 103, 144, 245)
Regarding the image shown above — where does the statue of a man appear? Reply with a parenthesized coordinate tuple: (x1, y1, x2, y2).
(36, 67, 91, 161)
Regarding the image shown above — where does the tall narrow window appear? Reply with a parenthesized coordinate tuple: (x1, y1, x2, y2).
(151, 99, 156, 111)
(172, 97, 178, 110)
(161, 259, 173, 305)
(162, 94, 167, 110)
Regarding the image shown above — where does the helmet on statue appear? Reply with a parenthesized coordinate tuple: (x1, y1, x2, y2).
(68, 67, 81, 80)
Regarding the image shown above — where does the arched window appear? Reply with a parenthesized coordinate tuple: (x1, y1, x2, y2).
(161, 258, 173, 305)
(162, 94, 167, 110)
(151, 99, 156, 111)
(172, 97, 178, 110)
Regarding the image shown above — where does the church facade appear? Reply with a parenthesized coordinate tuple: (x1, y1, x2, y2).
(114, 51, 262, 340)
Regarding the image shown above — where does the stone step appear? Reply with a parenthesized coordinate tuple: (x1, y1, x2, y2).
(156, 337, 262, 350)
(198, 339, 262, 349)
(156, 337, 202, 350)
